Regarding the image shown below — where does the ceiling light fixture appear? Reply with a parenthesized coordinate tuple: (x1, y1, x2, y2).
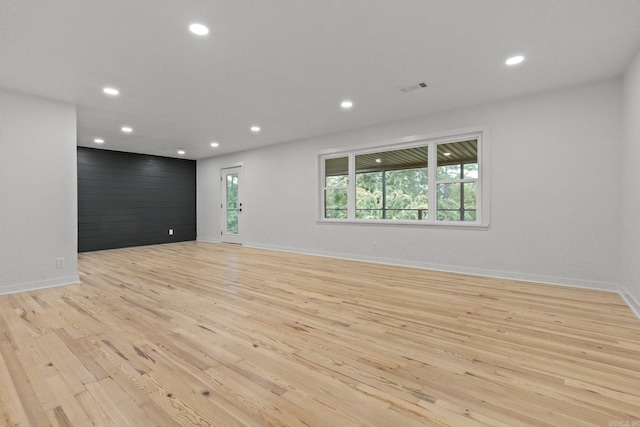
(505, 55, 525, 66)
(251, 126, 260, 132)
(121, 126, 133, 133)
(177, 149, 186, 155)
(210, 142, 219, 148)
(375, 158, 382, 163)
(103, 87, 119, 96)
(189, 23, 209, 36)
(341, 100, 353, 109)
(444, 152, 451, 156)
(94, 138, 104, 144)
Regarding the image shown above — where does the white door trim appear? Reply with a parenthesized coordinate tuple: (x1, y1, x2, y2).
(220, 165, 243, 244)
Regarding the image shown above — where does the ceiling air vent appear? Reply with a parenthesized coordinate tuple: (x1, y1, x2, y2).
(398, 82, 428, 93)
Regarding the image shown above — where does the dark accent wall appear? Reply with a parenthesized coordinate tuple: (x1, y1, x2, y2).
(78, 147, 196, 252)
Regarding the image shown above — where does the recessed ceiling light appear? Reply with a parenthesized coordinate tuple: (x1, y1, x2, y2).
(375, 158, 382, 163)
(341, 100, 353, 109)
(505, 55, 525, 66)
(103, 87, 119, 96)
(444, 152, 451, 156)
(210, 142, 219, 148)
(121, 126, 133, 133)
(189, 23, 209, 36)
(177, 149, 186, 155)
(251, 126, 260, 132)
(94, 138, 104, 144)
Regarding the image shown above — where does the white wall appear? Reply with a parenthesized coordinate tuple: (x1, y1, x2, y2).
(621, 49, 640, 316)
(0, 88, 79, 294)
(198, 78, 622, 291)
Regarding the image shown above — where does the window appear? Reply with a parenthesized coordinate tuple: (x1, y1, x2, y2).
(323, 156, 348, 219)
(436, 140, 478, 221)
(319, 132, 485, 226)
(355, 146, 428, 220)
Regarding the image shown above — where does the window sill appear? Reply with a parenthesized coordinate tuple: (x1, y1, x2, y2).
(316, 218, 489, 230)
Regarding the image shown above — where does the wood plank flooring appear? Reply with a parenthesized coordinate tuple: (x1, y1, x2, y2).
(1, 241, 640, 426)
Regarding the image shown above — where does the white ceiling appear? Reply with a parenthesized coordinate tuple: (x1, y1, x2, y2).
(1, 0, 640, 160)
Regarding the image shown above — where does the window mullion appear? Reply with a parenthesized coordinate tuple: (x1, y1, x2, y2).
(348, 154, 356, 220)
(428, 143, 436, 222)
(459, 162, 464, 221)
(382, 168, 387, 219)
(476, 137, 482, 224)
(436, 178, 476, 184)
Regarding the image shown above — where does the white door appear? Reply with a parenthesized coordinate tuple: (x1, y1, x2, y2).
(221, 166, 242, 244)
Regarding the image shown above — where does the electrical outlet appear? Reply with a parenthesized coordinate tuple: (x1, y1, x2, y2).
(56, 258, 65, 269)
(372, 241, 378, 250)
(168, 229, 174, 235)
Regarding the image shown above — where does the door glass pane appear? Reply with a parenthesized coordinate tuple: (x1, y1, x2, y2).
(226, 173, 238, 234)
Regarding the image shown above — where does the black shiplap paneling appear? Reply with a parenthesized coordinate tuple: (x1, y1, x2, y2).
(78, 147, 196, 252)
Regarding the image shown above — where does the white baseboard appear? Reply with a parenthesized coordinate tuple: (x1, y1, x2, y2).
(0, 275, 80, 296)
(128, 239, 640, 317)
(3, 243, 634, 318)
(243, 242, 619, 293)
(197, 236, 222, 244)
(619, 285, 640, 320)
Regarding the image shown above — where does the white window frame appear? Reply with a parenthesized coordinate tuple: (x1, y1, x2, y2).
(317, 127, 490, 229)
(321, 155, 350, 219)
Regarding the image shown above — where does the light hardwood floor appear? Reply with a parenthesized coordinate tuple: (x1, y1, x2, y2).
(1, 242, 639, 426)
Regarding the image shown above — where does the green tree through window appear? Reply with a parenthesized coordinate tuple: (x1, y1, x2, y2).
(226, 174, 239, 233)
(436, 141, 478, 221)
(355, 147, 428, 220)
(324, 157, 348, 218)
